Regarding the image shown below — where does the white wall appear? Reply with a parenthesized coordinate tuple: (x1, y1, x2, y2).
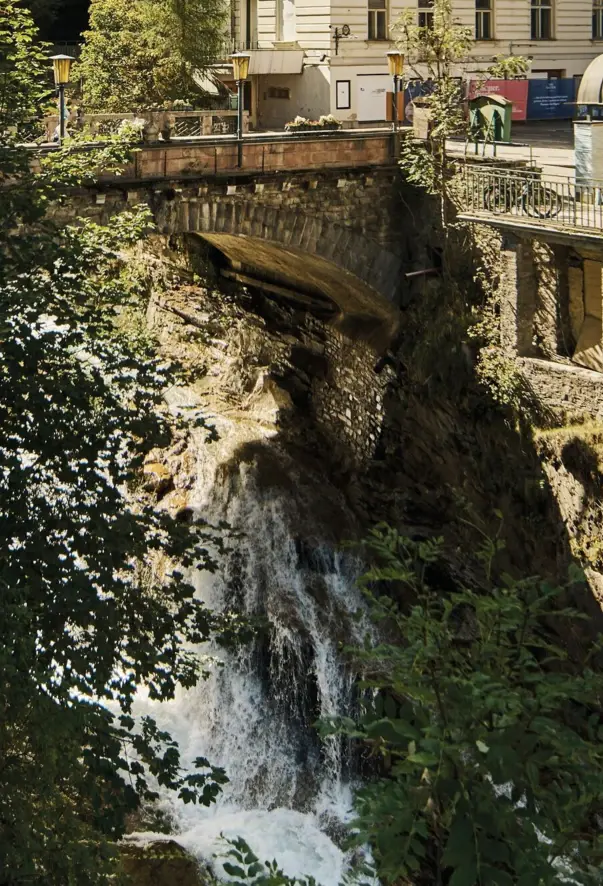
(240, 0, 603, 128)
(255, 65, 331, 127)
(330, 64, 393, 123)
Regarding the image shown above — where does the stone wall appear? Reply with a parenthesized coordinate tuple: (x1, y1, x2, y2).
(307, 319, 391, 463)
(519, 357, 603, 419)
(48, 165, 408, 320)
(107, 132, 394, 181)
(141, 238, 390, 469)
(32, 132, 394, 181)
(499, 234, 603, 415)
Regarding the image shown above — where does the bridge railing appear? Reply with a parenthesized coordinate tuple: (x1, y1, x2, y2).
(36, 110, 249, 145)
(462, 165, 603, 233)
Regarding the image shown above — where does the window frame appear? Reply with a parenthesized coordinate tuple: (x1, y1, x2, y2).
(418, 0, 434, 29)
(594, 0, 603, 39)
(475, 0, 493, 41)
(368, 0, 388, 41)
(531, 0, 554, 41)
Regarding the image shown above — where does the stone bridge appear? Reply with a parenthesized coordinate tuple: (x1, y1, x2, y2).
(48, 131, 413, 344)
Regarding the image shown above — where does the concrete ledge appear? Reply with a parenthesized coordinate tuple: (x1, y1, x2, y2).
(458, 212, 603, 247)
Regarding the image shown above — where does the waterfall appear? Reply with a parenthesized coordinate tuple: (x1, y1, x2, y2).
(133, 407, 370, 885)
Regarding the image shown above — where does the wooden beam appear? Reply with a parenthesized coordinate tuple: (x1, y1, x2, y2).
(220, 269, 337, 314)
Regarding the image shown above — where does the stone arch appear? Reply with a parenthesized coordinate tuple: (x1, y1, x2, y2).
(153, 194, 402, 344)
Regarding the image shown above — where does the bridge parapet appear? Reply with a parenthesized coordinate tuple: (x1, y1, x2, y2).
(28, 130, 395, 183)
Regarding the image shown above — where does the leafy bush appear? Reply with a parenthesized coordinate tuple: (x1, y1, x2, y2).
(0, 4, 243, 881)
(322, 527, 603, 886)
(216, 837, 318, 886)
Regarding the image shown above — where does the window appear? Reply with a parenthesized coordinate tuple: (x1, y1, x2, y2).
(475, 0, 493, 40)
(277, 0, 296, 41)
(531, 0, 553, 39)
(418, 0, 434, 28)
(594, 0, 603, 39)
(267, 87, 290, 99)
(368, 0, 387, 40)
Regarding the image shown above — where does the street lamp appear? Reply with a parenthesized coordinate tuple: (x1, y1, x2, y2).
(231, 51, 251, 167)
(50, 54, 74, 144)
(386, 50, 404, 134)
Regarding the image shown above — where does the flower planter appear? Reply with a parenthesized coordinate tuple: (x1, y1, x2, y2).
(285, 122, 342, 133)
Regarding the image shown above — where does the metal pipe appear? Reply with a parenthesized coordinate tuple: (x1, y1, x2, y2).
(237, 79, 244, 167)
(58, 83, 66, 144)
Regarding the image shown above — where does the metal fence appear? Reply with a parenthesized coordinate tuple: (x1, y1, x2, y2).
(463, 165, 603, 232)
(24, 110, 249, 145)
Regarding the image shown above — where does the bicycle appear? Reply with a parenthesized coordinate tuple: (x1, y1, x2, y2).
(482, 176, 563, 219)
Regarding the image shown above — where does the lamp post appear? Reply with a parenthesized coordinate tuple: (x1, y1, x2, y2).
(231, 52, 251, 167)
(386, 50, 405, 135)
(50, 54, 74, 145)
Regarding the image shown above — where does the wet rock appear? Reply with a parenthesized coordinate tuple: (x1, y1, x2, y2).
(143, 462, 174, 496)
(161, 490, 195, 523)
(119, 840, 208, 886)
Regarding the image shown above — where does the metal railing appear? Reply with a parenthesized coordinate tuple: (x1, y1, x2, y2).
(463, 165, 603, 233)
(33, 110, 248, 145)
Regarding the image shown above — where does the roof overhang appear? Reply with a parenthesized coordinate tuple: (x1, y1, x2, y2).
(248, 50, 305, 76)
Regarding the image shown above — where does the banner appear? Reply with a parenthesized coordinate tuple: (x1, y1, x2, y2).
(526, 78, 576, 119)
(469, 79, 529, 121)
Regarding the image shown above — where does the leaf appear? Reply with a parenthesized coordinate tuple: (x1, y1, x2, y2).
(483, 868, 514, 886)
(476, 740, 489, 754)
(449, 861, 478, 886)
(222, 863, 247, 878)
(407, 752, 438, 766)
(442, 816, 475, 868)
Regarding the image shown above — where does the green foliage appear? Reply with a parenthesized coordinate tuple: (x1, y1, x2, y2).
(393, 1, 527, 233)
(22, 0, 62, 35)
(394, 0, 472, 86)
(322, 526, 603, 885)
(77, 0, 227, 111)
(215, 837, 318, 886)
(0, 4, 244, 882)
(0, 0, 52, 148)
(474, 345, 528, 411)
(393, 0, 472, 227)
(486, 55, 532, 81)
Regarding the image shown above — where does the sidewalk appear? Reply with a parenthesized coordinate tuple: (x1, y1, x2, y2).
(446, 120, 575, 178)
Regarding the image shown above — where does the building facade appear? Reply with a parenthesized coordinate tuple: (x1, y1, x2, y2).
(228, 1, 603, 129)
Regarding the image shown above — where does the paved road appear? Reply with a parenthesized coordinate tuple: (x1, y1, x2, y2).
(446, 120, 575, 178)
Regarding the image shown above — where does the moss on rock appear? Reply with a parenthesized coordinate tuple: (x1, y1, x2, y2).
(119, 840, 210, 886)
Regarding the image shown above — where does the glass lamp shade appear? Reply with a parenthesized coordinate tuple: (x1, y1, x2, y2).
(50, 54, 74, 86)
(386, 50, 405, 78)
(231, 52, 251, 82)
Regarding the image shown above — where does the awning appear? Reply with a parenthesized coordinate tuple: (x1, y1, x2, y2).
(248, 50, 304, 76)
(194, 67, 231, 95)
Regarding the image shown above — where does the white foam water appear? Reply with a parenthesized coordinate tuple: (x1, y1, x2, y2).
(133, 413, 369, 885)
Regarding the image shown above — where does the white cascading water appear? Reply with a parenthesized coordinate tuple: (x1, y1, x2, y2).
(133, 408, 370, 885)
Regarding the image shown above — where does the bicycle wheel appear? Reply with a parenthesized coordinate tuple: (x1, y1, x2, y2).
(538, 188, 563, 219)
(483, 185, 501, 212)
(523, 185, 562, 219)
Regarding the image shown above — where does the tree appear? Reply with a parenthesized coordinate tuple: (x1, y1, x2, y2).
(77, 0, 227, 111)
(22, 0, 63, 37)
(0, 3, 240, 881)
(392, 0, 528, 232)
(323, 527, 603, 886)
(393, 0, 473, 228)
(487, 54, 532, 81)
